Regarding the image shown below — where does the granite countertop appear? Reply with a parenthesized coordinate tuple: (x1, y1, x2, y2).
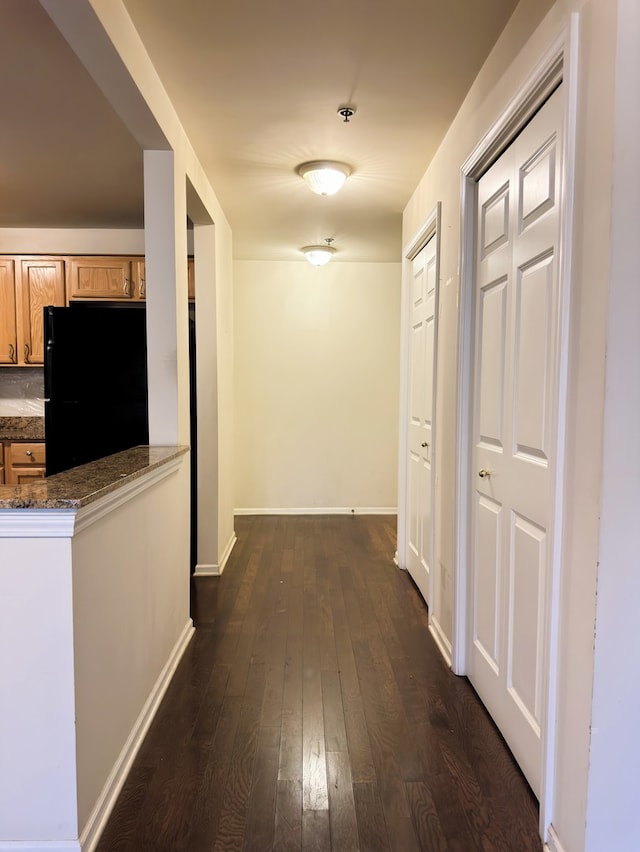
(0, 445, 189, 510)
(0, 416, 45, 441)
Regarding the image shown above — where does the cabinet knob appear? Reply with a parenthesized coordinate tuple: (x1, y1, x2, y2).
(25, 450, 33, 457)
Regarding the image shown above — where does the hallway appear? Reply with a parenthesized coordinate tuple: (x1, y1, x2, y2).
(97, 515, 541, 850)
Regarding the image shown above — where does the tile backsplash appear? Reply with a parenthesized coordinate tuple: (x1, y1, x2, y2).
(0, 368, 45, 416)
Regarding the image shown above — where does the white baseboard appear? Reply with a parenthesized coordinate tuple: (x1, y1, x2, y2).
(234, 507, 397, 516)
(194, 531, 237, 576)
(79, 619, 195, 852)
(545, 825, 567, 852)
(429, 616, 453, 667)
(0, 843, 81, 851)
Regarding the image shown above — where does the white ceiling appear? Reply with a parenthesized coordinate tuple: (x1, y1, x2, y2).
(2, 0, 522, 261)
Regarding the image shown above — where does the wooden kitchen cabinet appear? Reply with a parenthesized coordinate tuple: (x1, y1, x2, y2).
(0, 256, 65, 366)
(188, 257, 195, 301)
(0, 259, 18, 365)
(67, 256, 146, 301)
(0, 443, 4, 484)
(132, 258, 146, 299)
(16, 258, 66, 365)
(5, 441, 46, 484)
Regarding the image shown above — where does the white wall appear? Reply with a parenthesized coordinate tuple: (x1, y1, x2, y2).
(402, 0, 622, 850)
(0, 227, 145, 255)
(234, 260, 401, 512)
(72, 459, 191, 833)
(585, 1, 640, 848)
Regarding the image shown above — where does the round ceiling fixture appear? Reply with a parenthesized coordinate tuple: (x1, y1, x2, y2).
(297, 160, 351, 196)
(301, 239, 336, 266)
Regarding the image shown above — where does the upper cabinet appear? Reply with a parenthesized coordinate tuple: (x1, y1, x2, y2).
(0, 253, 194, 367)
(17, 258, 66, 364)
(188, 258, 195, 301)
(0, 259, 17, 365)
(1, 257, 65, 365)
(67, 256, 145, 301)
(67, 256, 192, 302)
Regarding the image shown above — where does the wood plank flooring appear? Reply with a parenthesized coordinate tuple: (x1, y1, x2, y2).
(97, 515, 541, 851)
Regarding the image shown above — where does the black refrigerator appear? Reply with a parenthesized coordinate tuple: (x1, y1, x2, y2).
(44, 301, 198, 572)
(44, 302, 149, 478)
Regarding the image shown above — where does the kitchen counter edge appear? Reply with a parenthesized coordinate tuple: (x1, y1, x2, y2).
(0, 445, 189, 509)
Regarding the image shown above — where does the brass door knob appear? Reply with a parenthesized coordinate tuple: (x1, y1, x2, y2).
(478, 468, 491, 479)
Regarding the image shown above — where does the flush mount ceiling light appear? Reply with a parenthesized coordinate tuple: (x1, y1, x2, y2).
(302, 238, 336, 266)
(297, 160, 352, 196)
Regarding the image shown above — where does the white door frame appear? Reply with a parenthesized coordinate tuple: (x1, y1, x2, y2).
(451, 19, 579, 839)
(397, 203, 441, 612)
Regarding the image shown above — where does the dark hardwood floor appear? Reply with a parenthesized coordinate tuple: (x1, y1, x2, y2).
(97, 515, 541, 851)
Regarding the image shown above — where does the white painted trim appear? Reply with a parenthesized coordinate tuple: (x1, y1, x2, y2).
(194, 530, 237, 576)
(396, 203, 441, 578)
(452, 23, 577, 842)
(80, 619, 195, 852)
(429, 616, 453, 668)
(193, 564, 219, 576)
(0, 509, 77, 538)
(217, 531, 237, 573)
(234, 507, 398, 516)
(0, 457, 183, 539)
(74, 457, 183, 534)
(539, 13, 580, 838)
(544, 824, 567, 852)
(0, 843, 80, 852)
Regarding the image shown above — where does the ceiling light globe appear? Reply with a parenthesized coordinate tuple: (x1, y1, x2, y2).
(297, 161, 351, 196)
(302, 245, 336, 266)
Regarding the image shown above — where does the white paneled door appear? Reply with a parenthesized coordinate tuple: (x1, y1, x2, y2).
(407, 234, 438, 604)
(468, 86, 563, 798)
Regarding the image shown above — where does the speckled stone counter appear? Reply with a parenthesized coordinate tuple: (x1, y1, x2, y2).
(0, 445, 189, 509)
(0, 415, 45, 441)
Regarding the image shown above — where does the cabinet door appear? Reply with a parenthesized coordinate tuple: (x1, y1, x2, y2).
(188, 257, 195, 301)
(0, 259, 18, 365)
(132, 258, 146, 299)
(10, 468, 46, 485)
(67, 257, 135, 300)
(17, 258, 66, 364)
(6, 442, 46, 484)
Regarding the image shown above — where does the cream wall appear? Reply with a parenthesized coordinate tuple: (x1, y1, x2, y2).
(234, 260, 401, 512)
(402, 0, 626, 850)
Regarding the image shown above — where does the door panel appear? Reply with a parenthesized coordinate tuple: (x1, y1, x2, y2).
(477, 278, 507, 448)
(474, 493, 502, 667)
(468, 86, 563, 797)
(514, 256, 553, 460)
(508, 512, 545, 727)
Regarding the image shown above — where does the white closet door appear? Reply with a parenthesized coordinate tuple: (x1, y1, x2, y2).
(469, 86, 563, 797)
(407, 234, 437, 604)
